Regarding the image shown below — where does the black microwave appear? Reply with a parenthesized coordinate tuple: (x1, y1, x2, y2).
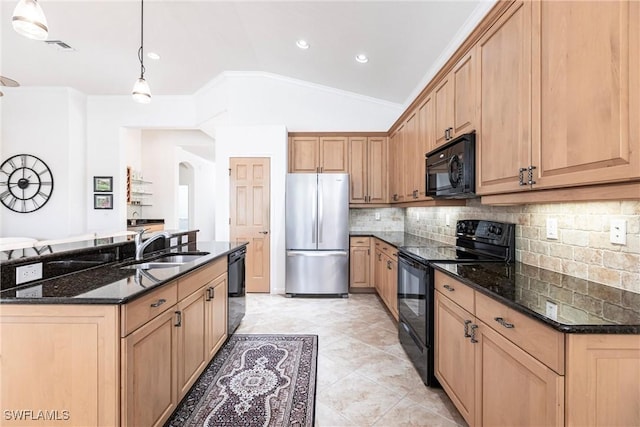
(425, 132, 476, 199)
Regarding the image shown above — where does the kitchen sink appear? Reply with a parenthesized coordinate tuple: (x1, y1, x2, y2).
(120, 252, 209, 270)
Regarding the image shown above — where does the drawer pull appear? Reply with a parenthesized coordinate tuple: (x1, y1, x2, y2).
(464, 319, 472, 338)
(150, 298, 166, 308)
(443, 284, 455, 292)
(206, 287, 215, 301)
(495, 317, 514, 329)
(469, 324, 478, 343)
(175, 311, 182, 327)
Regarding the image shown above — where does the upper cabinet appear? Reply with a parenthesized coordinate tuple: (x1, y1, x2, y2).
(478, 0, 639, 196)
(389, 126, 405, 203)
(433, 49, 478, 149)
(348, 136, 388, 204)
(288, 136, 349, 173)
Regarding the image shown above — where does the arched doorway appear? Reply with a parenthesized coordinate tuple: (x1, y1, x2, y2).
(178, 162, 195, 230)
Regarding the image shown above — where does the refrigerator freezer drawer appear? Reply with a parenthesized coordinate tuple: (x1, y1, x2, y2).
(285, 251, 349, 295)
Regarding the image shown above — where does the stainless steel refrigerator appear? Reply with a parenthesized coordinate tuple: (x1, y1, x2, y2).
(285, 173, 349, 296)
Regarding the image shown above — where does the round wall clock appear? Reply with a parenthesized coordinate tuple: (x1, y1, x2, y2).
(0, 154, 54, 213)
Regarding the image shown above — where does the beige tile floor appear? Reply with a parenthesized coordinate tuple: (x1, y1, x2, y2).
(235, 293, 468, 427)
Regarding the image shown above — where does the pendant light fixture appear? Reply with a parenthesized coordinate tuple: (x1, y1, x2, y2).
(12, 0, 49, 41)
(132, 0, 151, 103)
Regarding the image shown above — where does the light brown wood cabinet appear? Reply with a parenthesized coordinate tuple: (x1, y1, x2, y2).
(288, 136, 349, 173)
(434, 269, 639, 427)
(478, 0, 640, 196)
(349, 237, 372, 289)
(433, 49, 477, 148)
(389, 127, 405, 203)
(0, 258, 229, 427)
(402, 112, 422, 201)
(372, 239, 398, 320)
(348, 137, 388, 205)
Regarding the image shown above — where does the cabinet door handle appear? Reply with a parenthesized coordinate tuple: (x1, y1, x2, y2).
(495, 317, 514, 329)
(259, 231, 269, 234)
(469, 324, 478, 343)
(387, 260, 392, 270)
(464, 319, 472, 338)
(412, 190, 418, 199)
(174, 311, 182, 327)
(443, 284, 455, 292)
(150, 298, 166, 308)
(518, 167, 527, 186)
(205, 287, 214, 301)
(378, 253, 382, 261)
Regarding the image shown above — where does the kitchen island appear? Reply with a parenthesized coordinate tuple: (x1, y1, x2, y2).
(0, 236, 247, 427)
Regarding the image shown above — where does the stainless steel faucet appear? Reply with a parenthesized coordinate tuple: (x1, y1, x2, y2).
(135, 229, 172, 261)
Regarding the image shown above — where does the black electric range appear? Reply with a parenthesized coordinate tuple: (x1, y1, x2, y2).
(397, 220, 516, 386)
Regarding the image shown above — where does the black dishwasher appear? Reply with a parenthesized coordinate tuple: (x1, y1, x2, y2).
(227, 246, 246, 334)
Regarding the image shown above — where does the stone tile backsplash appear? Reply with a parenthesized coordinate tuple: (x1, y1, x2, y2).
(349, 208, 405, 232)
(404, 200, 640, 294)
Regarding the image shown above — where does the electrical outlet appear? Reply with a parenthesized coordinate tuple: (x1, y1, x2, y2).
(610, 219, 626, 245)
(545, 301, 558, 320)
(16, 263, 43, 285)
(546, 218, 558, 240)
(375, 212, 381, 221)
(445, 214, 451, 227)
(16, 285, 43, 298)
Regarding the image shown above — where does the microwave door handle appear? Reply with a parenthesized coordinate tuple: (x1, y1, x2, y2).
(318, 179, 323, 244)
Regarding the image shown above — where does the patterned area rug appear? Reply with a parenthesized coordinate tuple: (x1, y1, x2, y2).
(166, 334, 318, 427)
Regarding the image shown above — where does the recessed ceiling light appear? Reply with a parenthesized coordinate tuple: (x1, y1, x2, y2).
(355, 54, 369, 64)
(296, 40, 310, 50)
(147, 52, 160, 60)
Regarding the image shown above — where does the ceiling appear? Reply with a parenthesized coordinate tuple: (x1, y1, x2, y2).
(1, 1, 488, 104)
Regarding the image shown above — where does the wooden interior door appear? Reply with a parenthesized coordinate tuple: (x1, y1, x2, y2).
(229, 158, 271, 293)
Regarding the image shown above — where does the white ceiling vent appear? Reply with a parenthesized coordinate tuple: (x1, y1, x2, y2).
(45, 40, 75, 52)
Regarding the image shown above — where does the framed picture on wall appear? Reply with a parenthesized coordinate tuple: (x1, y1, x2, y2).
(93, 176, 113, 192)
(94, 194, 113, 210)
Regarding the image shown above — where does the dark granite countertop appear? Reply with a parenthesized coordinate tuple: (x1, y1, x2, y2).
(0, 241, 247, 305)
(432, 262, 640, 334)
(350, 231, 446, 249)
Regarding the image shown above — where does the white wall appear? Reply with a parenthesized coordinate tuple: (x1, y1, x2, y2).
(140, 129, 216, 240)
(1, 87, 87, 239)
(215, 125, 288, 294)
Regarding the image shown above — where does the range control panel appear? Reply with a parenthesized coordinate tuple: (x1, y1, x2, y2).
(456, 220, 515, 247)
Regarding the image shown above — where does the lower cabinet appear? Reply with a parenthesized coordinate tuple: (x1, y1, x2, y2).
(122, 308, 179, 427)
(434, 270, 639, 427)
(207, 274, 228, 359)
(372, 238, 398, 320)
(350, 237, 372, 289)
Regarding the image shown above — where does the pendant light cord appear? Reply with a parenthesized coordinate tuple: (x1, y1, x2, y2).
(138, 0, 145, 79)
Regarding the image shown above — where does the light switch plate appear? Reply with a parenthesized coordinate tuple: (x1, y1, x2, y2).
(375, 212, 381, 221)
(545, 301, 558, 320)
(445, 214, 451, 227)
(610, 219, 626, 245)
(546, 218, 558, 240)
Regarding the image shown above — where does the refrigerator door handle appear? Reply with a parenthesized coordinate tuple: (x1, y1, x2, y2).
(311, 185, 317, 244)
(287, 251, 348, 257)
(318, 179, 323, 243)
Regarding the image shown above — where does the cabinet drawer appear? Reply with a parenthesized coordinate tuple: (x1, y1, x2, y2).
(475, 291, 565, 374)
(350, 236, 371, 247)
(121, 282, 178, 337)
(178, 258, 226, 300)
(434, 270, 474, 314)
(375, 239, 397, 258)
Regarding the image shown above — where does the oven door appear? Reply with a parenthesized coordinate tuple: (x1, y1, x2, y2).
(397, 251, 429, 346)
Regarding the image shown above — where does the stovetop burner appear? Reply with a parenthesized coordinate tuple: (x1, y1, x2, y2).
(400, 220, 516, 264)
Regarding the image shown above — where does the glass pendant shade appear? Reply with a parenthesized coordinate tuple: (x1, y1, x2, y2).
(132, 77, 151, 104)
(12, 0, 48, 41)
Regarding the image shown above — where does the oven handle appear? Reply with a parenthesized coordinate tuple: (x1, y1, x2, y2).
(401, 320, 425, 351)
(398, 253, 429, 272)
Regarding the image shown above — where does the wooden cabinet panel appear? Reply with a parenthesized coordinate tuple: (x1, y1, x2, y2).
(350, 244, 371, 288)
(348, 136, 368, 203)
(319, 136, 349, 173)
(176, 287, 208, 400)
(404, 112, 421, 201)
(207, 274, 228, 359)
(434, 292, 475, 426)
(452, 49, 477, 137)
(373, 248, 384, 296)
(477, 320, 564, 427)
(289, 136, 319, 173)
(385, 253, 398, 320)
(348, 136, 388, 204)
(476, 290, 565, 374)
(122, 308, 178, 427)
(367, 137, 388, 203)
(389, 127, 405, 203)
(476, 0, 532, 195)
(121, 281, 178, 337)
(566, 334, 640, 427)
(434, 76, 454, 148)
(418, 94, 435, 199)
(434, 270, 475, 314)
(531, 0, 640, 188)
(0, 305, 119, 427)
